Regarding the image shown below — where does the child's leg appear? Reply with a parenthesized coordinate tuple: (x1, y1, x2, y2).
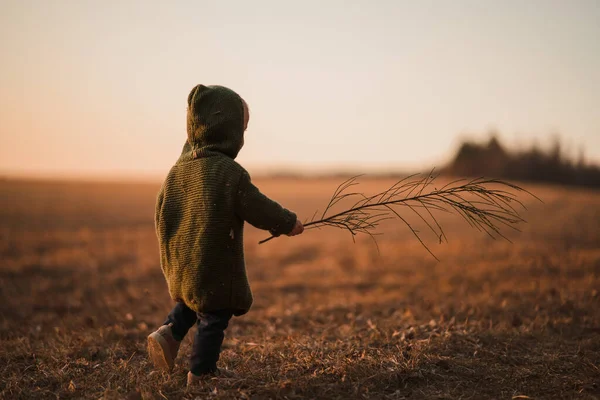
(148, 301, 196, 372)
(189, 310, 233, 375)
(163, 301, 198, 341)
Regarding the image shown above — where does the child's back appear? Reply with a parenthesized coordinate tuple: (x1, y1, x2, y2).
(149, 85, 302, 385)
(155, 85, 297, 316)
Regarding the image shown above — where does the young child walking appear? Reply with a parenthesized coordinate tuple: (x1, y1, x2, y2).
(148, 84, 304, 386)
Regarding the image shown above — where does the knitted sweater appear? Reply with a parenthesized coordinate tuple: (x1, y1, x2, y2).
(155, 85, 297, 315)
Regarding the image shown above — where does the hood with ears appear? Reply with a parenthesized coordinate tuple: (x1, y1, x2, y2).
(182, 84, 245, 160)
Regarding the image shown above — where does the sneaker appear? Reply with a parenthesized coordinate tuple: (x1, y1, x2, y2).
(147, 323, 181, 372)
(187, 369, 238, 387)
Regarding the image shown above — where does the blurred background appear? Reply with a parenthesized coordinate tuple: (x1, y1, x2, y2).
(1, 0, 599, 183)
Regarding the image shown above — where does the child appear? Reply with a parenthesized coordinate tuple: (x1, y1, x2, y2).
(148, 84, 304, 386)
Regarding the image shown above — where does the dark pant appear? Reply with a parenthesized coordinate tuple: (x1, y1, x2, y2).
(163, 302, 233, 375)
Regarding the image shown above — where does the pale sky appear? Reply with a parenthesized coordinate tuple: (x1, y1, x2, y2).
(1, 0, 599, 179)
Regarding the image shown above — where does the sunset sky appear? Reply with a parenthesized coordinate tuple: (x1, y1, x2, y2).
(1, 0, 599, 179)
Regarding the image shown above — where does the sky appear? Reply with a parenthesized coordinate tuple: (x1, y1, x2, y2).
(1, 0, 599, 179)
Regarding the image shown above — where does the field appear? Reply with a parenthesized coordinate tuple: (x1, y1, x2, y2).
(1, 177, 599, 399)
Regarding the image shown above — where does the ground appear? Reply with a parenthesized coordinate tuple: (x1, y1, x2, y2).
(0, 177, 599, 399)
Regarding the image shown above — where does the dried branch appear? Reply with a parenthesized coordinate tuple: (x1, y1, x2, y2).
(258, 172, 540, 260)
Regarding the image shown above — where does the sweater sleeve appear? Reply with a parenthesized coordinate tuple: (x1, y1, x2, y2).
(154, 183, 165, 237)
(235, 171, 297, 236)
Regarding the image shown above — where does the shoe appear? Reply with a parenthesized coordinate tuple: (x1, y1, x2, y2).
(187, 369, 238, 387)
(147, 323, 181, 372)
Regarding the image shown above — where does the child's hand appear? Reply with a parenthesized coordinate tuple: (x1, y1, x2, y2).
(287, 219, 304, 236)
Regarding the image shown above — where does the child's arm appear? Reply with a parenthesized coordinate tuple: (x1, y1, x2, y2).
(235, 171, 298, 236)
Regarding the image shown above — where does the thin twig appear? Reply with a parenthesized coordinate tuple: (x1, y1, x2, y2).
(258, 173, 539, 259)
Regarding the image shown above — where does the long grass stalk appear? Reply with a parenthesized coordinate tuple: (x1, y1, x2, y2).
(258, 171, 540, 260)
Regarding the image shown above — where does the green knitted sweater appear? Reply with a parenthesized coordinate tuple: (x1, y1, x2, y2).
(155, 85, 297, 315)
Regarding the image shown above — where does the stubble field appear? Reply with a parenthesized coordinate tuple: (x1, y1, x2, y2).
(0, 177, 599, 399)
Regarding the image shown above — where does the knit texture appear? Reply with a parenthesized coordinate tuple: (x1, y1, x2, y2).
(155, 85, 297, 315)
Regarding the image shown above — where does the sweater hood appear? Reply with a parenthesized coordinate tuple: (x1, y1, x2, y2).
(182, 84, 245, 161)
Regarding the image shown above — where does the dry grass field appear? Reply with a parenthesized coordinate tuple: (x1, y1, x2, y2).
(0, 177, 599, 399)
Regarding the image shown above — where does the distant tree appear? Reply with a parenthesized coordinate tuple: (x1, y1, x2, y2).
(444, 134, 600, 188)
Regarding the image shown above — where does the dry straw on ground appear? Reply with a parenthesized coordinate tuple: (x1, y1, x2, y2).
(0, 178, 598, 399)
